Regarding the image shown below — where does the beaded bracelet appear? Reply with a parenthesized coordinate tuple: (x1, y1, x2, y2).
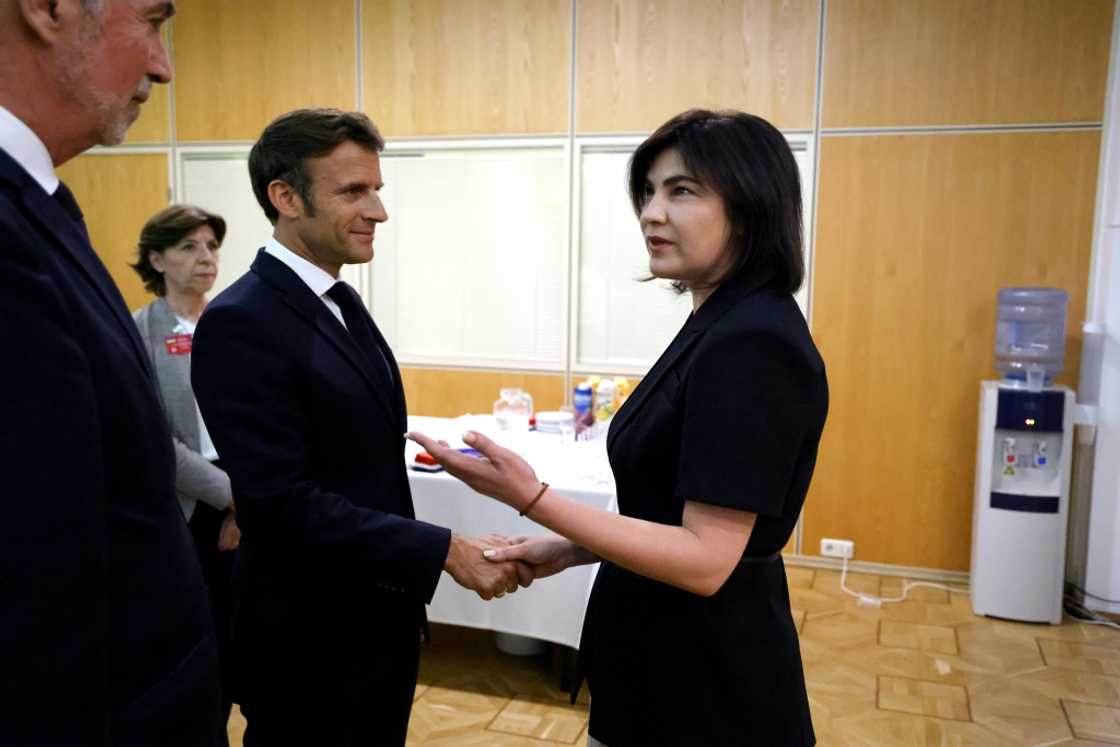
(519, 482, 549, 517)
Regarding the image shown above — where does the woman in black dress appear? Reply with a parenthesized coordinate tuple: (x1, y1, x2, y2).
(409, 109, 827, 746)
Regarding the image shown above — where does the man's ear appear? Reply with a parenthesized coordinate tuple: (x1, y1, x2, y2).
(268, 180, 305, 221)
(18, 0, 75, 44)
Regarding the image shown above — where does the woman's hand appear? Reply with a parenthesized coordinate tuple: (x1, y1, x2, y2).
(405, 430, 543, 512)
(481, 534, 586, 581)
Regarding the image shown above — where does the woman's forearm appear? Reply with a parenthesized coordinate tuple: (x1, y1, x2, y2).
(526, 491, 753, 596)
(173, 437, 233, 510)
(403, 430, 752, 595)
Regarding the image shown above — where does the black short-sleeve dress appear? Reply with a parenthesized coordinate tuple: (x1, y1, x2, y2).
(575, 266, 829, 746)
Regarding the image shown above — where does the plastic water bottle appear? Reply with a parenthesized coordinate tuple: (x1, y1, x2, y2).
(595, 379, 616, 423)
(494, 387, 532, 431)
(994, 288, 1068, 388)
(573, 383, 594, 436)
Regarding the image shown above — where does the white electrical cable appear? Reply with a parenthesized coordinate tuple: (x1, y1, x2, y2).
(831, 557, 1120, 631)
(839, 557, 969, 608)
(1063, 594, 1120, 630)
(836, 560, 1118, 630)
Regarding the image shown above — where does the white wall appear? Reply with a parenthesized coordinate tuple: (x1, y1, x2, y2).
(1080, 0, 1120, 614)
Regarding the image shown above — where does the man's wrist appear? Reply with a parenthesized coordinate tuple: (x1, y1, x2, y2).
(443, 533, 464, 573)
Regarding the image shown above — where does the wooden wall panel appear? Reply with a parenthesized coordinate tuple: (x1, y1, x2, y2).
(576, 0, 819, 133)
(823, 0, 1113, 128)
(124, 82, 170, 144)
(402, 369, 641, 422)
(806, 131, 1099, 571)
(401, 368, 568, 417)
(123, 28, 171, 144)
(173, 0, 357, 141)
(57, 154, 170, 311)
(363, 0, 570, 136)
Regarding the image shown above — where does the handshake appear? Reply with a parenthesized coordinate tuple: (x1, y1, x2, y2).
(442, 533, 577, 600)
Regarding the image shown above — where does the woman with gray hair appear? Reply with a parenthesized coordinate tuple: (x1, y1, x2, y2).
(131, 204, 238, 734)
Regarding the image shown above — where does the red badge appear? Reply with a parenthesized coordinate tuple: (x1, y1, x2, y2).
(164, 333, 193, 355)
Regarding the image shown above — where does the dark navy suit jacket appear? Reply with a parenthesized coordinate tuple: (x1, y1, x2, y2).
(0, 148, 222, 745)
(191, 250, 451, 721)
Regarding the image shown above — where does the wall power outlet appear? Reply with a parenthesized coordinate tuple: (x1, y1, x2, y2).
(820, 538, 855, 559)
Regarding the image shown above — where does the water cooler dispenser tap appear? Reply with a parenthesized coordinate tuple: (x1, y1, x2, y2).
(1002, 437, 1017, 466)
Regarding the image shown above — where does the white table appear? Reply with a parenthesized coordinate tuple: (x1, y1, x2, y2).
(405, 415, 616, 649)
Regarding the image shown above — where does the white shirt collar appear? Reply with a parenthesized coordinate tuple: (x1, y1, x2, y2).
(264, 236, 340, 298)
(0, 104, 59, 195)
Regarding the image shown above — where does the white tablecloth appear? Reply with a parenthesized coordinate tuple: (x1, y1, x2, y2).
(405, 415, 616, 649)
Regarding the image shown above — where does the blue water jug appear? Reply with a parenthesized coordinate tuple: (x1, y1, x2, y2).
(994, 287, 1068, 386)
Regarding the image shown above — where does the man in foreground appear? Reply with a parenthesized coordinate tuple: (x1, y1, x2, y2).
(0, 0, 225, 744)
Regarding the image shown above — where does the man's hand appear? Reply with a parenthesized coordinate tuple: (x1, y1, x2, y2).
(443, 533, 530, 600)
(217, 511, 241, 552)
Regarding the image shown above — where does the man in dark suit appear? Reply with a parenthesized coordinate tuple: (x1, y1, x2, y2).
(0, 1, 225, 745)
(191, 108, 525, 746)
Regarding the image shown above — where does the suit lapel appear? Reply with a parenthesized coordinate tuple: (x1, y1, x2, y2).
(607, 266, 778, 449)
(607, 318, 701, 449)
(361, 311, 406, 431)
(1, 152, 154, 378)
(251, 251, 399, 425)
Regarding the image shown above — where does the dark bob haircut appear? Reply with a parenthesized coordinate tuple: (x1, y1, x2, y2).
(249, 108, 385, 225)
(628, 109, 804, 294)
(130, 204, 226, 297)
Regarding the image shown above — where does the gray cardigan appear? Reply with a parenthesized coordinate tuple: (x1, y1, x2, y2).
(133, 297, 232, 520)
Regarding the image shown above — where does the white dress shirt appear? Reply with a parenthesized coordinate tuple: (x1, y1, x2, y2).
(264, 237, 348, 330)
(0, 104, 59, 195)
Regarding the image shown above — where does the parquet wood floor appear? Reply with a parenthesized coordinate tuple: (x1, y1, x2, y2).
(225, 568, 1120, 746)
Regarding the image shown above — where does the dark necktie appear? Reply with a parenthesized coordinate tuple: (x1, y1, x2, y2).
(326, 281, 394, 388)
(52, 181, 90, 242)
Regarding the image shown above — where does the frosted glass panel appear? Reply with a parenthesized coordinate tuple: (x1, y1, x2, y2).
(578, 143, 812, 372)
(371, 149, 566, 366)
(179, 153, 274, 298)
(577, 151, 691, 370)
(176, 139, 808, 375)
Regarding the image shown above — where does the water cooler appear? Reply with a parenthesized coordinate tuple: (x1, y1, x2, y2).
(970, 288, 1073, 624)
(970, 382, 1074, 623)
